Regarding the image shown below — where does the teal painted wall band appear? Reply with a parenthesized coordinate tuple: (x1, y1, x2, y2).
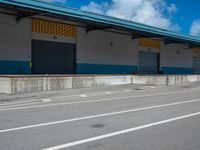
(0, 60, 31, 74)
(160, 67, 193, 74)
(77, 63, 138, 74)
(0, 61, 194, 75)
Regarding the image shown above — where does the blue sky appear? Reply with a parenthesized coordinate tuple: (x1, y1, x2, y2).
(42, 0, 200, 37)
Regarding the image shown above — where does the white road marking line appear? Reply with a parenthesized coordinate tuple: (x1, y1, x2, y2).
(105, 92, 112, 94)
(149, 86, 156, 89)
(79, 94, 87, 98)
(0, 88, 199, 112)
(124, 89, 132, 92)
(42, 111, 200, 150)
(42, 99, 52, 103)
(1, 98, 200, 134)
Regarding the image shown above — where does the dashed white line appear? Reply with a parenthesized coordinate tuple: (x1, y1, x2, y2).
(105, 92, 112, 94)
(0, 98, 200, 133)
(124, 89, 132, 92)
(41, 99, 52, 103)
(42, 111, 200, 150)
(79, 94, 87, 98)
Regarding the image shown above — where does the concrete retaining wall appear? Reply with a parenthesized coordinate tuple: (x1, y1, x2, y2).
(0, 78, 12, 94)
(1, 75, 200, 94)
(9, 77, 72, 94)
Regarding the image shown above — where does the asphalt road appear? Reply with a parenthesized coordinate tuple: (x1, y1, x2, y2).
(0, 83, 200, 150)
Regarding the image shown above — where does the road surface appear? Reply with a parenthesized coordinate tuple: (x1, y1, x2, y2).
(0, 83, 200, 150)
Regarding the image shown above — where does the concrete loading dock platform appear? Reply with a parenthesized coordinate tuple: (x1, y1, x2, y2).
(0, 75, 200, 94)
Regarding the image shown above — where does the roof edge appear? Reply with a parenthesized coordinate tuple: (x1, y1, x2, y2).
(0, 0, 200, 45)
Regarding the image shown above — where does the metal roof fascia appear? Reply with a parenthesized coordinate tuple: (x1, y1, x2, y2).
(0, 0, 200, 44)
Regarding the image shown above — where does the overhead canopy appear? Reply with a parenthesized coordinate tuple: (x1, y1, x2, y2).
(0, 0, 200, 47)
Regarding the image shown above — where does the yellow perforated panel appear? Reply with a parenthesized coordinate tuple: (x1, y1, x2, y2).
(32, 19, 76, 38)
(192, 48, 200, 55)
(139, 38, 161, 49)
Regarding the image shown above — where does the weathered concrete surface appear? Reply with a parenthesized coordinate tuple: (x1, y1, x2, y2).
(132, 75, 167, 85)
(0, 75, 200, 94)
(11, 77, 46, 94)
(0, 77, 11, 94)
(9, 77, 73, 94)
(72, 76, 132, 89)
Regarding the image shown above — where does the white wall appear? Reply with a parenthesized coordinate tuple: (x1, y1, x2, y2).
(0, 14, 31, 61)
(160, 43, 193, 68)
(77, 27, 138, 66)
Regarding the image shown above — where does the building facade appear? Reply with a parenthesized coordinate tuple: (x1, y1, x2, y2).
(0, 0, 200, 75)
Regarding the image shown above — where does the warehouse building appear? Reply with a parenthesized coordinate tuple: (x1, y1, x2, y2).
(0, 0, 200, 75)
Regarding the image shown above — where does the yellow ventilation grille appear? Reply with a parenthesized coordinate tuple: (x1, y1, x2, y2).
(32, 19, 76, 38)
(139, 38, 161, 49)
(192, 48, 200, 55)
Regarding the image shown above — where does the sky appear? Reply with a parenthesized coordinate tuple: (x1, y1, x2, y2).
(41, 0, 200, 37)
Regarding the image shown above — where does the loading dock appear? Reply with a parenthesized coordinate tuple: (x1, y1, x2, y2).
(138, 38, 160, 74)
(31, 18, 76, 74)
(193, 57, 200, 74)
(192, 48, 200, 74)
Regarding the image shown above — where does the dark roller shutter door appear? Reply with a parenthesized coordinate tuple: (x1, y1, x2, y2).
(32, 40, 76, 74)
(193, 57, 200, 74)
(139, 51, 159, 74)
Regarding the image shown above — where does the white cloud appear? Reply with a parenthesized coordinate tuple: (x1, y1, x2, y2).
(81, 0, 179, 31)
(167, 3, 177, 14)
(190, 19, 200, 37)
(81, 2, 109, 14)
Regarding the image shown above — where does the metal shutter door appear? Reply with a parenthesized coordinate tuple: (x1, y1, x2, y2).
(139, 51, 158, 74)
(32, 40, 75, 74)
(193, 57, 200, 74)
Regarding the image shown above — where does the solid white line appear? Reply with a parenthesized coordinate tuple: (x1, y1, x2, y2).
(1, 98, 200, 134)
(42, 111, 200, 150)
(0, 88, 199, 112)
